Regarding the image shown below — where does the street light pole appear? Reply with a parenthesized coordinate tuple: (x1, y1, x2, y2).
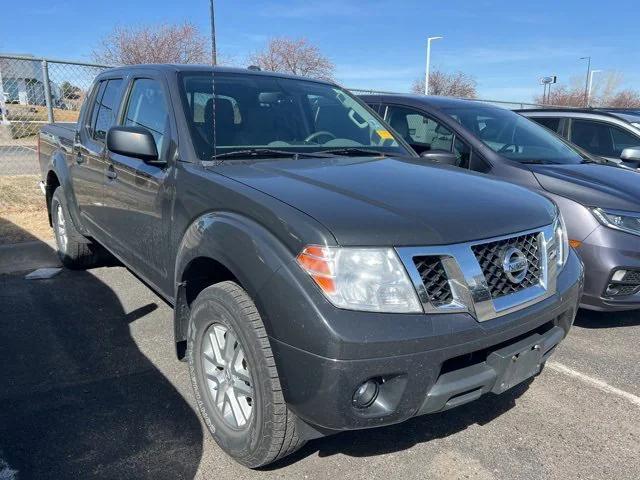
(580, 56, 591, 107)
(587, 69, 602, 107)
(210, 0, 217, 66)
(425, 36, 443, 95)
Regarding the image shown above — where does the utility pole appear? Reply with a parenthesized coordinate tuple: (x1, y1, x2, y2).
(580, 56, 591, 107)
(587, 69, 602, 107)
(210, 0, 217, 66)
(424, 36, 443, 95)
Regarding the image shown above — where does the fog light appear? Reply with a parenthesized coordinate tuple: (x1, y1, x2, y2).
(612, 270, 627, 282)
(352, 380, 379, 409)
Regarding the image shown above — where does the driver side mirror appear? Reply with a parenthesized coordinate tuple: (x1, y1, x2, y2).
(620, 147, 640, 162)
(420, 150, 459, 166)
(107, 126, 159, 162)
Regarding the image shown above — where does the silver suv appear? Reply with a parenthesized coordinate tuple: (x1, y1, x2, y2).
(518, 108, 640, 167)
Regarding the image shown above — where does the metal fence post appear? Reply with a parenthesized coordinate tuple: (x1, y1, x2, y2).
(41, 59, 54, 123)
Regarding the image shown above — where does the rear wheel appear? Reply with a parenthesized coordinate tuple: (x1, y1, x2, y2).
(188, 281, 305, 467)
(51, 187, 103, 269)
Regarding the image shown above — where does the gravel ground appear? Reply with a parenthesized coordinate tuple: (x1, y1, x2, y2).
(0, 258, 638, 480)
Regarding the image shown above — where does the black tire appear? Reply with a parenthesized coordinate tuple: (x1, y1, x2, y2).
(51, 187, 103, 269)
(188, 281, 305, 468)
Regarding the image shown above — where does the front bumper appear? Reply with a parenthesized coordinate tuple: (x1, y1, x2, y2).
(260, 250, 583, 434)
(578, 225, 640, 311)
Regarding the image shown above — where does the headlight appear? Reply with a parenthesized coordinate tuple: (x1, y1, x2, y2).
(592, 207, 640, 236)
(297, 245, 422, 313)
(553, 210, 569, 270)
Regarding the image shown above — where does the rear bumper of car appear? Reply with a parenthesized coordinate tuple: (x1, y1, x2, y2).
(264, 250, 582, 435)
(578, 226, 640, 311)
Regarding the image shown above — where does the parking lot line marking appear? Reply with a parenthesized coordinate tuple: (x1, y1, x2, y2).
(548, 362, 640, 407)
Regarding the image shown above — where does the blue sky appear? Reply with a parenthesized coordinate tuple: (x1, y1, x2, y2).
(2, 0, 638, 101)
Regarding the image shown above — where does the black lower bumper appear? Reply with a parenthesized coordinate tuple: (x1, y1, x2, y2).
(418, 325, 563, 415)
(266, 251, 582, 435)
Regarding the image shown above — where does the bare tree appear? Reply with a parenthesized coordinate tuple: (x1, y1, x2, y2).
(606, 89, 640, 108)
(535, 72, 640, 108)
(92, 22, 209, 65)
(249, 37, 335, 81)
(411, 70, 477, 98)
(535, 85, 585, 107)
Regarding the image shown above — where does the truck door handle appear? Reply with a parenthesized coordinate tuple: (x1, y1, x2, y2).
(76, 153, 85, 165)
(106, 167, 117, 180)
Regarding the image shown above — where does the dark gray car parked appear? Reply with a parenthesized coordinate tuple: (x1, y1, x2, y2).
(518, 108, 640, 168)
(36, 66, 582, 467)
(361, 94, 640, 311)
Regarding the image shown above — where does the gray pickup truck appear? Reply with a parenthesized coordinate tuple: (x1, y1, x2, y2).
(38, 65, 583, 467)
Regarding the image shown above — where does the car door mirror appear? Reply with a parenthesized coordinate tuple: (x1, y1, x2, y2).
(620, 147, 640, 162)
(107, 126, 159, 162)
(420, 150, 459, 166)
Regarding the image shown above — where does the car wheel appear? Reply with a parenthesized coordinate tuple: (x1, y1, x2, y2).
(188, 281, 305, 467)
(51, 187, 103, 269)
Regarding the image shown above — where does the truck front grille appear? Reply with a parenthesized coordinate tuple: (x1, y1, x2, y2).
(413, 256, 453, 306)
(471, 233, 541, 299)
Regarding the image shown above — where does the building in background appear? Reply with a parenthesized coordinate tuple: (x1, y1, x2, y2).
(0, 54, 61, 107)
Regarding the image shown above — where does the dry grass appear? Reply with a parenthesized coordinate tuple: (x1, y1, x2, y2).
(0, 175, 52, 245)
(6, 104, 80, 123)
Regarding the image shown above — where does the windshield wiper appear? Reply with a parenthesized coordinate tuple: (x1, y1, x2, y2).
(520, 159, 556, 165)
(211, 148, 332, 160)
(320, 147, 387, 157)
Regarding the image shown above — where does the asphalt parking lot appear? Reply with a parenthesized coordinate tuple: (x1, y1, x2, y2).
(1, 245, 639, 480)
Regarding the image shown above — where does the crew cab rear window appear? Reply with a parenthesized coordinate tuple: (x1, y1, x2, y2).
(90, 79, 123, 142)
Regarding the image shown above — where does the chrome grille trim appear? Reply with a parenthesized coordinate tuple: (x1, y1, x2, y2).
(396, 224, 557, 322)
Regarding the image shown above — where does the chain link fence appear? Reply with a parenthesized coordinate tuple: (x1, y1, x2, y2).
(0, 54, 110, 174)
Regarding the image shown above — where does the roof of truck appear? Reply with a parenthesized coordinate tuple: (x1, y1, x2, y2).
(99, 64, 338, 86)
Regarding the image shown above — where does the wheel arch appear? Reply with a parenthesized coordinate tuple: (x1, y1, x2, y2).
(173, 211, 297, 359)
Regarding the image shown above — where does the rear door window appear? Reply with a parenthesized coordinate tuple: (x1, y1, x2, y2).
(92, 79, 123, 142)
(87, 81, 106, 138)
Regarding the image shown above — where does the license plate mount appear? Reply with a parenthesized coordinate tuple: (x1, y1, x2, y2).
(487, 336, 543, 394)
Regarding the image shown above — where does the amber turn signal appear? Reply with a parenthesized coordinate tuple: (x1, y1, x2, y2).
(296, 246, 336, 294)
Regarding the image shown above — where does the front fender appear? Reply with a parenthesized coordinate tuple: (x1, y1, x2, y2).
(173, 211, 299, 341)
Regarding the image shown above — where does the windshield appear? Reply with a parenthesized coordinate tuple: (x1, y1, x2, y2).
(179, 72, 411, 160)
(441, 105, 585, 164)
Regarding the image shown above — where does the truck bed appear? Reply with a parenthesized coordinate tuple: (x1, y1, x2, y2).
(38, 122, 77, 179)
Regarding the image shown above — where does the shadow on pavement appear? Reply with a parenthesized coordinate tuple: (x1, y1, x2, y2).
(574, 308, 640, 329)
(268, 371, 533, 468)
(0, 221, 203, 479)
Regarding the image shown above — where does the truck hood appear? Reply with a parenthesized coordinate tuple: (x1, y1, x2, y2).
(217, 157, 555, 246)
(529, 163, 640, 211)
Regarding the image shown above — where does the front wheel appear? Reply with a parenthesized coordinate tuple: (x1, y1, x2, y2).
(187, 281, 305, 467)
